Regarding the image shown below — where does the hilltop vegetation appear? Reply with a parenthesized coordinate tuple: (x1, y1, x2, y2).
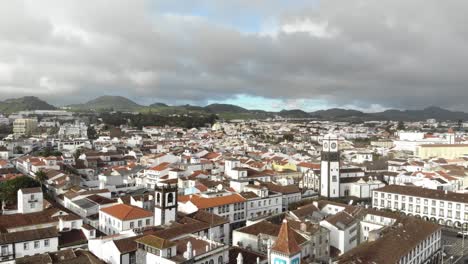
(0, 96, 56, 113)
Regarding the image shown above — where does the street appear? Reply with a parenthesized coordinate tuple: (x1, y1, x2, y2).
(442, 229, 468, 263)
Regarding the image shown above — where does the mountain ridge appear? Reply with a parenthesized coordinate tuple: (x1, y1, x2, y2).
(1, 95, 466, 121)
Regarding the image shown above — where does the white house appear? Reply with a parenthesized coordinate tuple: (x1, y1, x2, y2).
(99, 204, 154, 235)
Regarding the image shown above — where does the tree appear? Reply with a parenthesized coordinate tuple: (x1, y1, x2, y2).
(35, 170, 48, 189)
(0, 176, 40, 204)
(87, 126, 98, 140)
(283, 134, 294, 142)
(397, 121, 405, 131)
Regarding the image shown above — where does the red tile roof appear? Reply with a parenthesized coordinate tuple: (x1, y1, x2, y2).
(178, 193, 246, 209)
(100, 204, 153, 221)
(271, 219, 301, 255)
(148, 162, 171, 171)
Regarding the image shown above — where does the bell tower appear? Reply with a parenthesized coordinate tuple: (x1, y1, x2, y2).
(320, 133, 340, 198)
(154, 183, 178, 226)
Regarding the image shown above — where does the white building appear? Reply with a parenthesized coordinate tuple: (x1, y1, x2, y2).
(373, 185, 468, 227)
(17, 187, 43, 214)
(0, 227, 59, 261)
(99, 204, 154, 235)
(58, 121, 88, 139)
(178, 192, 247, 231)
(320, 211, 358, 254)
(242, 184, 282, 220)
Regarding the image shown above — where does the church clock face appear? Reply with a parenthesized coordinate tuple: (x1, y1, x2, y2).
(331, 142, 337, 150)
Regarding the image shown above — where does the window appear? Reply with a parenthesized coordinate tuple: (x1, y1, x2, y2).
(34, 241, 40, 249)
(44, 239, 49, 247)
(72, 221, 77, 228)
(449, 203, 453, 209)
(30, 203, 35, 209)
(157, 193, 161, 204)
(23, 243, 29, 250)
(218, 256, 223, 264)
(1, 245, 8, 256)
(167, 193, 174, 204)
(138, 220, 142, 227)
(167, 248, 172, 258)
(146, 219, 150, 225)
(130, 222, 134, 228)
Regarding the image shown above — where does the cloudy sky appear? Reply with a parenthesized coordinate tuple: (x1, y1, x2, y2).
(1, 0, 468, 112)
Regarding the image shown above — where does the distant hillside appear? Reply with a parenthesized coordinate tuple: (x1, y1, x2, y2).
(374, 106, 468, 121)
(278, 109, 311, 118)
(149, 102, 168, 107)
(310, 108, 370, 119)
(69, 95, 142, 111)
(0, 96, 56, 113)
(309, 106, 468, 121)
(63, 95, 468, 121)
(204, 104, 249, 113)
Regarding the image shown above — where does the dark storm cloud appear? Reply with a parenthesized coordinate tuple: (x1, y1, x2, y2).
(1, 0, 468, 110)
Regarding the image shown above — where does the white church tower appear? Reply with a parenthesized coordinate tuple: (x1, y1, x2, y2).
(320, 134, 340, 198)
(154, 183, 178, 226)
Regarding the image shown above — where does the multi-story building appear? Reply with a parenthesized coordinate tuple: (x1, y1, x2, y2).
(241, 184, 282, 220)
(99, 204, 154, 235)
(336, 217, 442, 264)
(13, 118, 38, 136)
(320, 211, 359, 254)
(58, 121, 88, 139)
(178, 191, 247, 231)
(372, 185, 468, 228)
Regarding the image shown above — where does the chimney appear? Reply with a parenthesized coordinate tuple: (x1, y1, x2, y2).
(237, 253, 243, 264)
(186, 241, 193, 259)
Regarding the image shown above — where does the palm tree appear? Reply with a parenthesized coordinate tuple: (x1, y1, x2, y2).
(35, 170, 48, 189)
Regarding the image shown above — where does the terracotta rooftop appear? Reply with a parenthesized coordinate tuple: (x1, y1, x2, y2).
(100, 204, 153, 221)
(337, 217, 441, 263)
(178, 193, 246, 209)
(136, 235, 175, 249)
(271, 219, 301, 256)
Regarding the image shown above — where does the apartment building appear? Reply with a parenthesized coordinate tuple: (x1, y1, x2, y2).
(13, 118, 38, 136)
(336, 217, 442, 264)
(178, 191, 247, 231)
(372, 185, 468, 227)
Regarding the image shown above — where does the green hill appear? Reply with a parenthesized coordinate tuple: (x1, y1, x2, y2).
(0, 96, 56, 113)
(69, 95, 143, 111)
